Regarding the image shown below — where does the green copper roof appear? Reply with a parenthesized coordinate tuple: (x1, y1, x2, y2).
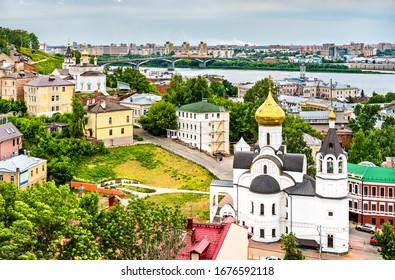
(177, 101, 226, 113)
(347, 163, 395, 184)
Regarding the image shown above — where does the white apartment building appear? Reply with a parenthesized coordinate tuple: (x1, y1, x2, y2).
(167, 100, 230, 155)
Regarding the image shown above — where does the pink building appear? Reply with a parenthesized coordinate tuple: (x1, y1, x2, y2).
(0, 122, 22, 159)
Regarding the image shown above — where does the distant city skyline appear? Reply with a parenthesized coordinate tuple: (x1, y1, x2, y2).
(1, 0, 394, 46)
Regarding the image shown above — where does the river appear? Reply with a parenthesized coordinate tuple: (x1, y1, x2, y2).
(141, 67, 395, 96)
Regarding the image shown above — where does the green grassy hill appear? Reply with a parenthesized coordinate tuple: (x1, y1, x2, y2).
(19, 47, 63, 74)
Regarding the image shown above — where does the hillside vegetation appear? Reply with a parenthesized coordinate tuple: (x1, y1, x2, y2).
(19, 47, 63, 74)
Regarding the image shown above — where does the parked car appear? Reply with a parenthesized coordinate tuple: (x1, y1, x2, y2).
(356, 223, 376, 233)
(370, 236, 380, 246)
(261, 256, 282, 260)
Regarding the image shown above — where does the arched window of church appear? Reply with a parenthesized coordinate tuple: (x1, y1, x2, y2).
(251, 202, 254, 214)
(327, 157, 334, 173)
(266, 133, 270, 146)
(272, 203, 276, 215)
(327, 235, 334, 248)
(109, 117, 112, 125)
(264, 165, 267, 174)
(260, 204, 264, 215)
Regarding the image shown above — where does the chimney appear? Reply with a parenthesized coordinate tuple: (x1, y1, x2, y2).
(187, 218, 193, 230)
(48, 74, 55, 81)
(100, 100, 106, 109)
(27, 151, 30, 157)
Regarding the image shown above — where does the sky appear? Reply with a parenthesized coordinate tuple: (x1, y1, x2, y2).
(1, 0, 394, 46)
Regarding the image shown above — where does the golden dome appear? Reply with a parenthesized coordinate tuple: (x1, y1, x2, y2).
(81, 49, 89, 56)
(255, 88, 285, 126)
(328, 108, 336, 121)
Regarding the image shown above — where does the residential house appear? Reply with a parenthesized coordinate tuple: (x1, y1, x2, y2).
(168, 100, 230, 155)
(0, 122, 23, 160)
(24, 75, 75, 116)
(85, 100, 133, 147)
(119, 93, 162, 127)
(0, 153, 47, 189)
(348, 163, 395, 229)
(1, 71, 37, 100)
(177, 217, 249, 260)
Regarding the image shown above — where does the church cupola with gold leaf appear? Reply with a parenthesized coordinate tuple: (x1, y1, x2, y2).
(255, 77, 285, 150)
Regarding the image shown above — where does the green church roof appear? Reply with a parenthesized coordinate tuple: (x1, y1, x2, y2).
(347, 163, 395, 184)
(177, 101, 226, 113)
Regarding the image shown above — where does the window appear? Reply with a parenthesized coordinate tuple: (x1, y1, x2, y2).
(285, 198, 288, 207)
(372, 187, 376, 196)
(121, 128, 124, 134)
(109, 129, 113, 136)
(272, 229, 276, 238)
(126, 115, 130, 123)
(56, 95, 59, 101)
(354, 201, 358, 209)
(55, 106, 59, 111)
(194, 114, 196, 119)
(389, 205, 393, 213)
(205, 114, 208, 119)
(380, 219, 385, 226)
(260, 229, 265, 238)
(380, 204, 385, 212)
(285, 226, 288, 234)
(355, 185, 358, 194)
(36, 168, 38, 174)
(0, 175, 3, 181)
(12, 139, 15, 146)
(380, 187, 385, 197)
(266, 133, 270, 145)
(272, 203, 276, 215)
(251, 201, 254, 214)
(217, 113, 220, 118)
(349, 200, 352, 208)
(327, 235, 334, 248)
(371, 218, 376, 226)
(182, 112, 184, 117)
(186, 113, 188, 118)
(389, 188, 393, 198)
(364, 186, 368, 196)
(10, 175, 14, 182)
(363, 204, 368, 211)
(260, 204, 264, 215)
(263, 165, 267, 174)
(51, 96, 55, 101)
(349, 183, 352, 192)
(328, 211, 333, 217)
(31, 170, 33, 177)
(371, 203, 376, 211)
(42, 165, 45, 171)
(109, 117, 112, 125)
(17, 138, 19, 145)
(62, 87, 65, 92)
(285, 212, 288, 220)
(251, 227, 254, 234)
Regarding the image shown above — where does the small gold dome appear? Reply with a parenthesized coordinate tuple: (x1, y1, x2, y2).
(81, 49, 89, 56)
(328, 109, 336, 121)
(255, 89, 285, 126)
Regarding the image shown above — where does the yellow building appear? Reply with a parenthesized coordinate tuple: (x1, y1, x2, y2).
(24, 75, 75, 116)
(85, 100, 134, 147)
(0, 153, 47, 189)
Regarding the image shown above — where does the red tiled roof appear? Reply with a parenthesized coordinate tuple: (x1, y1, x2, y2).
(177, 218, 235, 260)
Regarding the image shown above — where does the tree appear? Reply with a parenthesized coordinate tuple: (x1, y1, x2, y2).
(111, 67, 158, 94)
(367, 93, 386, 104)
(348, 129, 382, 165)
(138, 100, 178, 136)
(375, 222, 395, 260)
(69, 97, 88, 138)
(348, 104, 381, 134)
(222, 79, 238, 97)
(209, 80, 226, 98)
(281, 232, 305, 260)
(243, 77, 278, 104)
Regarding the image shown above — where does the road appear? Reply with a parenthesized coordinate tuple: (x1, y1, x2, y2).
(134, 128, 233, 180)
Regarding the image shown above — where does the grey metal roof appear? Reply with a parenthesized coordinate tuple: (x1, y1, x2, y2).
(283, 154, 305, 172)
(87, 100, 132, 113)
(0, 123, 22, 142)
(210, 179, 233, 188)
(25, 75, 74, 87)
(233, 151, 257, 169)
(318, 128, 345, 158)
(250, 175, 281, 194)
(284, 174, 316, 196)
(0, 155, 46, 173)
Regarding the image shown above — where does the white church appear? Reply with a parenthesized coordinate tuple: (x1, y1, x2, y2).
(52, 41, 106, 93)
(209, 88, 349, 254)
